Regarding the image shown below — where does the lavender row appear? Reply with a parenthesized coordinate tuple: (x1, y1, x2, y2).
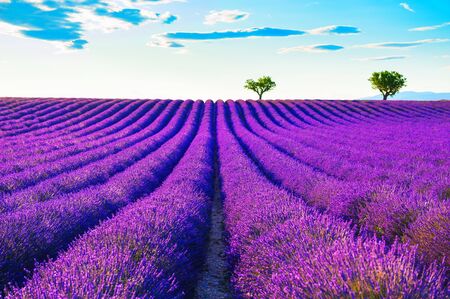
(6, 101, 214, 298)
(0, 100, 146, 161)
(0, 99, 72, 122)
(227, 101, 449, 266)
(0, 100, 109, 138)
(261, 101, 449, 160)
(246, 101, 449, 193)
(0, 100, 202, 290)
(0, 100, 69, 124)
(0, 101, 143, 154)
(0, 101, 163, 180)
(0, 99, 37, 115)
(216, 100, 447, 298)
(243, 100, 444, 165)
(246, 101, 449, 196)
(0, 99, 89, 137)
(0, 99, 125, 149)
(0, 100, 113, 152)
(0, 101, 185, 213)
(0, 100, 84, 135)
(0, 101, 162, 176)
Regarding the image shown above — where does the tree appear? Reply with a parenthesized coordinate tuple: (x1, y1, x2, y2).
(244, 76, 276, 100)
(369, 71, 407, 101)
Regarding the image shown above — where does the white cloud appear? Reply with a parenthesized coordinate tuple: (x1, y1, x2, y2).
(143, 11, 177, 24)
(308, 25, 360, 35)
(357, 39, 449, 49)
(0, 21, 27, 38)
(0, 0, 180, 51)
(105, 0, 185, 11)
(400, 3, 415, 13)
(147, 37, 187, 54)
(279, 44, 344, 53)
(355, 56, 407, 61)
(23, 0, 53, 10)
(147, 37, 184, 48)
(68, 8, 133, 33)
(204, 10, 250, 25)
(51, 41, 86, 53)
(67, 8, 174, 34)
(409, 22, 450, 32)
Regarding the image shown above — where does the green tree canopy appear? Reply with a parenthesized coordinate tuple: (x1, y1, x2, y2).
(244, 76, 276, 100)
(369, 71, 407, 100)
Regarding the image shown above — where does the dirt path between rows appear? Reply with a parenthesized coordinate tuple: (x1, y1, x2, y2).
(194, 144, 231, 299)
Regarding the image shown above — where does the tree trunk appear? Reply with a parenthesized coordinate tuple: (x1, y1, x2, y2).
(258, 93, 263, 100)
(383, 94, 388, 101)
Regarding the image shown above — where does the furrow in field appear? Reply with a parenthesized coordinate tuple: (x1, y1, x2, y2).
(0, 100, 133, 160)
(256, 101, 449, 171)
(0, 99, 122, 146)
(216, 100, 446, 298)
(0, 100, 84, 134)
(0, 100, 37, 115)
(0, 100, 111, 140)
(26, 100, 132, 138)
(0, 99, 69, 120)
(0, 100, 69, 123)
(0, 100, 148, 164)
(391, 101, 445, 118)
(272, 102, 310, 127)
(228, 101, 449, 266)
(195, 103, 231, 299)
(0, 100, 202, 290)
(0, 100, 106, 138)
(6, 101, 215, 299)
(0, 101, 162, 176)
(252, 101, 450, 198)
(289, 100, 336, 126)
(0, 100, 185, 213)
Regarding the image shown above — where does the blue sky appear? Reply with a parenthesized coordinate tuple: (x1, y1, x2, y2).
(0, 0, 449, 99)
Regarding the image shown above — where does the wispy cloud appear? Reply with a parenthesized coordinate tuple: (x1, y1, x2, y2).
(160, 27, 307, 41)
(356, 56, 407, 61)
(147, 38, 185, 48)
(0, 0, 179, 50)
(159, 25, 360, 41)
(400, 3, 415, 13)
(308, 25, 360, 35)
(409, 22, 450, 31)
(279, 44, 344, 53)
(204, 10, 249, 25)
(152, 24, 360, 50)
(358, 39, 449, 49)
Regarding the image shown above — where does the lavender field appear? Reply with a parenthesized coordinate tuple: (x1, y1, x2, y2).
(0, 98, 449, 298)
